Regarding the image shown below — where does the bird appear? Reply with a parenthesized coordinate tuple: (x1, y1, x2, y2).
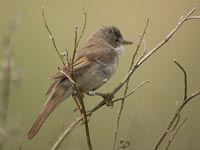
(27, 26, 133, 139)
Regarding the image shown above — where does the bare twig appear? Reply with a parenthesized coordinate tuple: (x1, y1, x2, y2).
(153, 91, 200, 150)
(137, 8, 197, 66)
(71, 26, 78, 80)
(166, 111, 180, 134)
(41, 7, 65, 66)
(77, 95, 93, 150)
(69, 26, 84, 119)
(187, 16, 200, 20)
(51, 116, 82, 150)
(174, 60, 187, 100)
(165, 118, 187, 150)
(51, 80, 148, 150)
(110, 7, 198, 98)
(113, 18, 149, 150)
(112, 80, 150, 103)
(40, 6, 91, 150)
(59, 70, 75, 85)
(51, 7, 200, 150)
(76, 7, 87, 47)
(153, 60, 200, 150)
(129, 18, 149, 69)
(71, 25, 93, 150)
(65, 49, 70, 66)
(70, 10, 91, 150)
(41, 6, 92, 149)
(142, 38, 147, 55)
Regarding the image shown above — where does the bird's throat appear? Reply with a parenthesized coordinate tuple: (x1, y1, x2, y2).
(115, 44, 125, 55)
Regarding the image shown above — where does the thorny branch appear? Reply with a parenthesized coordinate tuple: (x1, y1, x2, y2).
(40, 7, 200, 150)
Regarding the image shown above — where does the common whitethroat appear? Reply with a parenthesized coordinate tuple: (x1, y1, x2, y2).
(27, 26, 133, 139)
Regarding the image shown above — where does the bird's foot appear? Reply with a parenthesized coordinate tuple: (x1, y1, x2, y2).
(87, 91, 114, 107)
(101, 93, 114, 107)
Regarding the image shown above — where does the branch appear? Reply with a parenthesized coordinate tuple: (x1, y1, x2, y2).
(76, 7, 87, 47)
(113, 18, 149, 149)
(51, 116, 82, 150)
(51, 7, 200, 150)
(51, 80, 148, 150)
(137, 7, 197, 66)
(165, 118, 187, 150)
(111, 8, 199, 98)
(174, 60, 187, 100)
(71, 25, 93, 150)
(41, 7, 65, 66)
(153, 91, 200, 150)
(153, 60, 200, 150)
(71, 26, 78, 80)
(187, 16, 200, 20)
(129, 18, 149, 69)
(112, 80, 150, 103)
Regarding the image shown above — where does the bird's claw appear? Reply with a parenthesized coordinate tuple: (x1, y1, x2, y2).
(101, 93, 114, 107)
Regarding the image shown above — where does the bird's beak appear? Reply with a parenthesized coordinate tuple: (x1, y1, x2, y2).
(121, 40, 133, 45)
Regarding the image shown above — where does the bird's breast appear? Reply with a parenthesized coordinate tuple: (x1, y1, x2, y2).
(76, 57, 119, 92)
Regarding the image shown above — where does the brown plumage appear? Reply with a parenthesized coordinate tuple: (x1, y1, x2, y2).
(27, 78, 72, 139)
(27, 26, 132, 139)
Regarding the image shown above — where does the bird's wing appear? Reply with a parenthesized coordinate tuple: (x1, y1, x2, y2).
(48, 56, 91, 79)
(46, 44, 112, 95)
(48, 43, 108, 80)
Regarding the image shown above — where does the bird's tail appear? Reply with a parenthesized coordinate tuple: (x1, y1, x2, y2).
(27, 79, 72, 139)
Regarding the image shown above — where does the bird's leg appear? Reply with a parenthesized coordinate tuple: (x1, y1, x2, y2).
(87, 91, 114, 107)
(87, 90, 96, 96)
(72, 93, 82, 114)
(72, 91, 85, 114)
(72, 92, 90, 124)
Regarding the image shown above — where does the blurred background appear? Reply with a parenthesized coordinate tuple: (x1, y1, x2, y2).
(0, 0, 200, 150)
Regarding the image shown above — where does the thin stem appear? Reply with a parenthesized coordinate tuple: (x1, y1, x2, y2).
(112, 80, 150, 103)
(51, 80, 148, 150)
(71, 26, 78, 80)
(51, 116, 82, 150)
(78, 96, 93, 150)
(51, 7, 200, 150)
(41, 7, 65, 66)
(137, 8, 196, 67)
(165, 118, 187, 150)
(174, 60, 187, 100)
(76, 7, 87, 47)
(71, 25, 93, 150)
(153, 90, 200, 150)
(59, 70, 75, 85)
(111, 8, 196, 97)
(129, 18, 149, 69)
(112, 18, 149, 150)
